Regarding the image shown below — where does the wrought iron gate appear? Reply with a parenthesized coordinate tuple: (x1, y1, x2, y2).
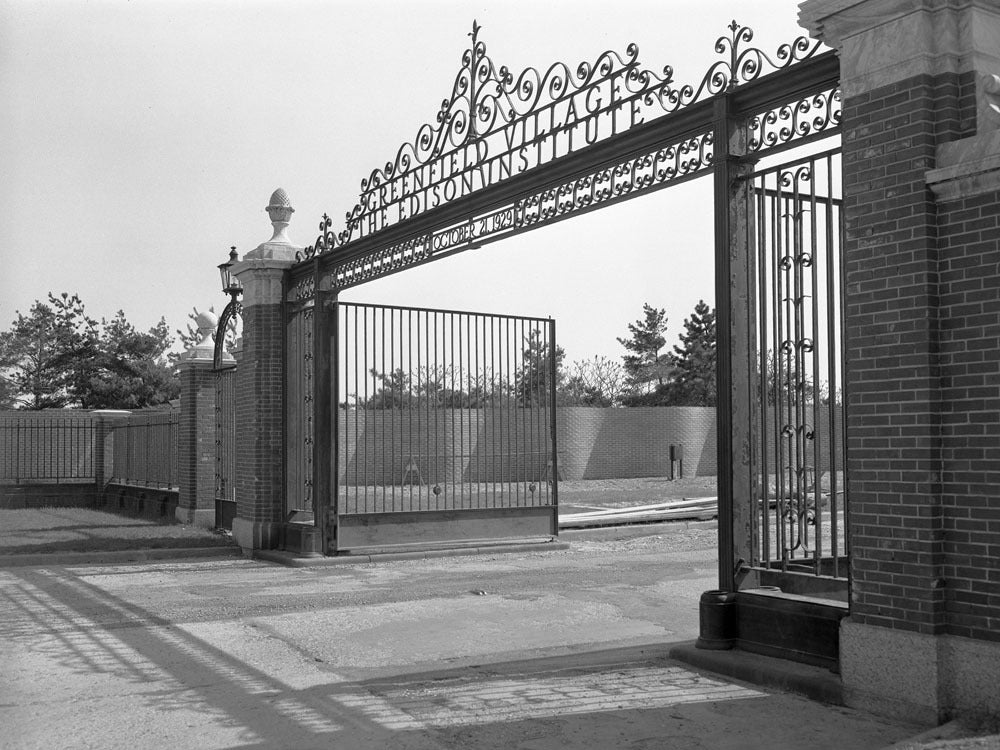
(213, 296, 240, 531)
(214, 367, 237, 529)
(743, 147, 847, 594)
(331, 301, 558, 552)
(276, 22, 845, 575)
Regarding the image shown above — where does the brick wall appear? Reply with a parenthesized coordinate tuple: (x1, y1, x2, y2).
(336, 407, 717, 483)
(936, 187, 1000, 642)
(177, 362, 216, 518)
(236, 302, 286, 524)
(842, 70, 980, 636)
(558, 406, 717, 479)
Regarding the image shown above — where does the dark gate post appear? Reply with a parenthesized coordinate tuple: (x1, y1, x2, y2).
(312, 264, 334, 554)
(230, 189, 303, 555)
(713, 92, 759, 593)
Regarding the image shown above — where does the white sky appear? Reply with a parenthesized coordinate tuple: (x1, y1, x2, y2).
(0, 0, 812, 363)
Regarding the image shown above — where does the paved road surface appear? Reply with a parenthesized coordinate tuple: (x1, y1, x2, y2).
(1, 526, 923, 749)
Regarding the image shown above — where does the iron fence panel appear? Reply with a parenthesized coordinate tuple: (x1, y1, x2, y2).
(335, 302, 558, 517)
(0, 412, 97, 483)
(745, 146, 848, 581)
(109, 410, 179, 490)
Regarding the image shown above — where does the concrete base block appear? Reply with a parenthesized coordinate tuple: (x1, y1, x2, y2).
(174, 507, 216, 530)
(840, 618, 942, 726)
(232, 518, 282, 554)
(940, 634, 1000, 720)
(841, 618, 1000, 725)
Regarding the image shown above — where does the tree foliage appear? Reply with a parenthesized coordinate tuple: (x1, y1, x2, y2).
(350, 329, 567, 410)
(616, 303, 673, 396)
(0, 293, 99, 409)
(173, 305, 239, 363)
(560, 356, 626, 407)
(514, 328, 565, 407)
(666, 300, 717, 406)
(83, 312, 179, 409)
(617, 300, 716, 407)
(0, 293, 179, 410)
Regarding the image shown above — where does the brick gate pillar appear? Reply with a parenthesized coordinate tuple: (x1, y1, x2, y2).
(800, 0, 1000, 724)
(176, 310, 224, 528)
(230, 189, 303, 554)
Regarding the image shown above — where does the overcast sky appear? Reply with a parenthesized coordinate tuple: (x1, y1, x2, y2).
(1, 0, 811, 363)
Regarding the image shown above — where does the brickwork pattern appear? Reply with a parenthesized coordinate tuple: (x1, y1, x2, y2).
(334, 405, 843, 486)
(177, 363, 217, 515)
(936, 188, 1000, 642)
(842, 70, 983, 636)
(236, 302, 286, 524)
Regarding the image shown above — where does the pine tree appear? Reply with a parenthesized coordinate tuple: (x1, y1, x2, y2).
(0, 293, 99, 409)
(0, 293, 179, 410)
(82, 313, 179, 409)
(515, 328, 565, 407)
(616, 303, 673, 396)
(667, 300, 717, 406)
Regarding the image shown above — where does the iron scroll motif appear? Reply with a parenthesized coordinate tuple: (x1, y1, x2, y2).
(328, 130, 714, 289)
(302, 21, 826, 262)
(749, 87, 841, 153)
(213, 298, 242, 371)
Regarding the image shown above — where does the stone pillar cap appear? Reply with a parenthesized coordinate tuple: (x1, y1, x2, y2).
(245, 187, 302, 261)
(179, 309, 219, 362)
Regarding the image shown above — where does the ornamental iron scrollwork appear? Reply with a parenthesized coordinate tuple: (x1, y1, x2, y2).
(302, 21, 825, 262)
(329, 129, 713, 290)
(748, 87, 841, 153)
(213, 299, 242, 371)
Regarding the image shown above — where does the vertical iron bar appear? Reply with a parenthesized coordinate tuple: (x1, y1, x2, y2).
(825, 154, 840, 575)
(391, 306, 396, 512)
(331, 295, 340, 551)
(548, 318, 559, 532)
(313, 264, 332, 552)
(773, 183, 786, 569)
(364, 305, 369, 512)
(809, 158, 823, 572)
(490, 314, 496, 508)
(450, 312, 456, 510)
(713, 93, 735, 591)
(793, 175, 805, 562)
(381, 305, 386, 509)
(474, 314, 480, 508)
(433, 311, 438, 510)
(838, 160, 851, 570)
(756, 176, 771, 567)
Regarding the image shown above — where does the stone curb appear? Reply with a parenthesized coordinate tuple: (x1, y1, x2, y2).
(669, 640, 843, 706)
(0, 545, 242, 569)
(255, 540, 572, 567)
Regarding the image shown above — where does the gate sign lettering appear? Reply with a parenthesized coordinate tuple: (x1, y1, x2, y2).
(302, 21, 834, 273)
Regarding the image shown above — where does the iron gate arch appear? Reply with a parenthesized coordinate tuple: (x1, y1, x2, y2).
(281, 21, 845, 593)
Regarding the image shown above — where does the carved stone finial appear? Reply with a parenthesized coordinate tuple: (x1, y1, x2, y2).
(180, 309, 219, 362)
(266, 188, 295, 244)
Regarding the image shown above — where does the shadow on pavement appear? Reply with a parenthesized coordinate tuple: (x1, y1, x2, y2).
(2, 565, 922, 750)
